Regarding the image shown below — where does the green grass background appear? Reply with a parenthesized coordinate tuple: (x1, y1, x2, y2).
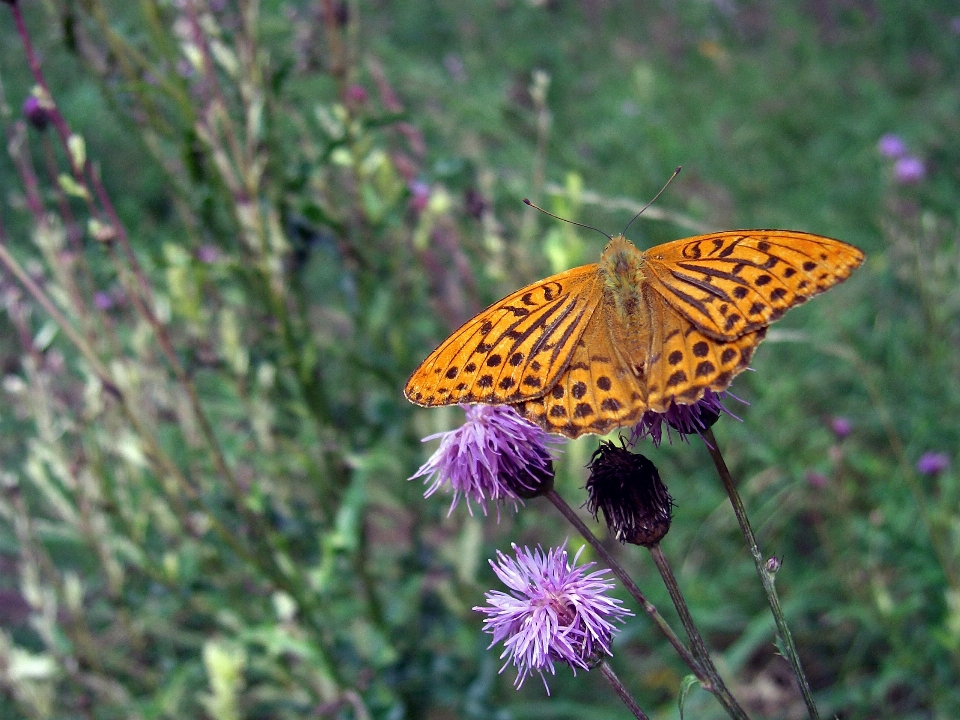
(1, 1, 958, 718)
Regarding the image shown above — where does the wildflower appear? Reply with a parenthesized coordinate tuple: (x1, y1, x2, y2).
(93, 291, 114, 311)
(409, 404, 557, 516)
(805, 471, 828, 489)
(345, 84, 368, 106)
(916, 452, 949, 476)
(877, 134, 906, 159)
(630, 389, 739, 447)
(475, 542, 631, 692)
(894, 156, 925, 184)
(830, 416, 852, 439)
(408, 180, 431, 213)
(22, 94, 51, 131)
(765, 555, 782, 574)
(586, 440, 672, 547)
(196, 245, 221, 264)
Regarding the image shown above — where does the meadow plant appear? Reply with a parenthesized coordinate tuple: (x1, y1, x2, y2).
(2, 2, 960, 719)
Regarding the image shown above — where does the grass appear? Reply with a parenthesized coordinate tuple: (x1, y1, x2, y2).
(0, 1, 959, 718)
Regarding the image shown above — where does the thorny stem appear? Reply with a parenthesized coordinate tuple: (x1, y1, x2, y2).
(547, 489, 753, 707)
(648, 544, 750, 720)
(598, 661, 651, 720)
(545, 488, 750, 718)
(544, 489, 698, 668)
(701, 427, 819, 720)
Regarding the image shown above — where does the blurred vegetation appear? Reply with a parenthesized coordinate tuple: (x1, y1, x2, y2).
(0, 1, 958, 718)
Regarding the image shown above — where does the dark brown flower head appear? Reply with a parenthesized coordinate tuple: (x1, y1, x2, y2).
(585, 439, 673, 547)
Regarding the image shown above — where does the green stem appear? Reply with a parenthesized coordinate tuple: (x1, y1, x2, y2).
(598, 661, 651, 720)
(648, 544, 750, 720)
(701, 428, 819, 720)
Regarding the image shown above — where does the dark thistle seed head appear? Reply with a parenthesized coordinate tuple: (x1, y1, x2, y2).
(585, 439, 673, 547)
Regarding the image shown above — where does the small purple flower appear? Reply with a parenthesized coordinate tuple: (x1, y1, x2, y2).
(806, 471, 829, 489)
(345, 84, 368, 105)
(22, 95, 51, 131)
(830, 416, 852, 439)
(877, 134, 907, 159)
(93, 291, 114, 311)
(630, 389, 741, 447)
(408, 180, 431, 213)
(916, 452, 949, 476)
(895, 156, 925, 184)
(409, 404, 558, 516)
(196, 245, 221, 264)
(474, 542, 631, 692)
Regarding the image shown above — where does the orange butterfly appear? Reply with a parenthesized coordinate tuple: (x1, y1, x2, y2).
(405, 230, 864, 438)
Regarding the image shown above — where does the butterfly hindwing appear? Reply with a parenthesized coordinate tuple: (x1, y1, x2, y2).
(404, 265, 602, 407)
(644, 230, 865, 341)
(515, 300, 648, 436)
(642, 291, 768, 413)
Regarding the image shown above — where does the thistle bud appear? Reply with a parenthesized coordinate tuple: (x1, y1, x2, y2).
(22, 94, 52, 131)
(585, 440, 672, 547)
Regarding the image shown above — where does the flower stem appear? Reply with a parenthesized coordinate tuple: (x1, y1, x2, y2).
(648, 543, 750, 720)
(701, 428, 819, 720)
(544, 488, 749, 719)
(598, 661, 651, 720)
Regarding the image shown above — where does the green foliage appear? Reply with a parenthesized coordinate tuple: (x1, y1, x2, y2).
(0, 1, 958, 718)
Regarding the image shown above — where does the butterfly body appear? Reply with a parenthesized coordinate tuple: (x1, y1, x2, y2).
(406, 229, 864, 438)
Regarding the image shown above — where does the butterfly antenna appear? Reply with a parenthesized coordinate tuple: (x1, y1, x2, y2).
(523, 199, 612, 241)
(621, 166, 682, 236)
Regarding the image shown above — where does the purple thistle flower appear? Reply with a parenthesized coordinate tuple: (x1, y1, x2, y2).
(474, 542, 631, 692)
(830, 416, 852, 439)
(916, 452, 949, 476)
(630, 389, 741, 447)
(409, 404, 558, 516)
(877, 134, 907, 159)
(93, 291, 114, 311)
(894, 156, 925, 184)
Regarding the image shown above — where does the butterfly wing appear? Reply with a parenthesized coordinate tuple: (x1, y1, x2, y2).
(643, 230, 865, 340)
(515, 287, 769, 438)
(515, 296, 648, 437)
(641, 289, 768, 413)
(405, 265, 602, 407)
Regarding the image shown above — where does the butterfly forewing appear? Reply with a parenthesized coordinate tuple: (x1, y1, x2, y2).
(404, 266, 602, 407)
(644, 230, 865, 341)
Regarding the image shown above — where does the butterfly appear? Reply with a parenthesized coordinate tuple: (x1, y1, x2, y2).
(405, 229, 864, 438)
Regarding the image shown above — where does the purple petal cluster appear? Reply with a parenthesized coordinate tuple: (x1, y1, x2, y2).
(916, 452, 949, 476)
(630, 389, 740, 447)
(877, 134, 926, 184)
(409, 404, 558, 516)
(894, 156, 925, 184)
(877, 134, 907, 159)
(474, 542, 631, 692)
